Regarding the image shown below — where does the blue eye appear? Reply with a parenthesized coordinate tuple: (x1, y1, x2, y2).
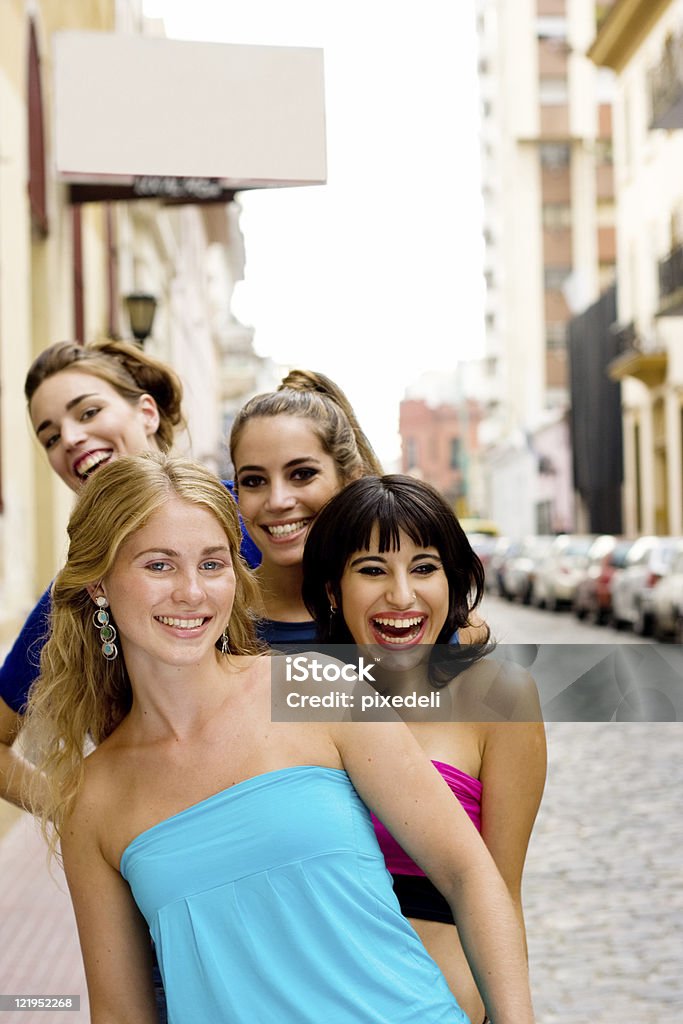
(147, 561, 171, 572)
(200, 560, 226, 571)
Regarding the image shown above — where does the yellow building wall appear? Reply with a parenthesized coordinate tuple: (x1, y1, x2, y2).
(0, 1, 116, 642)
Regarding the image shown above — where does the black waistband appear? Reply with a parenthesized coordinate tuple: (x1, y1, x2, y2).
(391, 874, 455, 925)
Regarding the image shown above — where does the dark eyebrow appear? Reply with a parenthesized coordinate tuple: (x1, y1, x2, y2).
(237, 457, 322, 474)
(349, 552, 442, 568)
(35, 393, 100, 435)
(349, 555, 387, 568)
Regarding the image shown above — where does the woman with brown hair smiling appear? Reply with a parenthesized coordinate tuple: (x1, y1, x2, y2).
(303, 473, 547, 1024)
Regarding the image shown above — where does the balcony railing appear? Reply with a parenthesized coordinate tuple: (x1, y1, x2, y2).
(608, 320, 667, 387)
(658, 244, 683, 314)
(649, 32, 683, 130)
(610, 320, 637, 356)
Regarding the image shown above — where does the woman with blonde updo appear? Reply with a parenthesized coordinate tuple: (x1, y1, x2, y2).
(230, 368, 488, 650)
(229, 369, 382, 646)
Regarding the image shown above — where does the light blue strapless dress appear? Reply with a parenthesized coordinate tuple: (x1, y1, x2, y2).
(120, 765, 468, 1024)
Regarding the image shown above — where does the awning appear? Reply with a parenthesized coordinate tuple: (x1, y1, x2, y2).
(53, 31, 326, 202)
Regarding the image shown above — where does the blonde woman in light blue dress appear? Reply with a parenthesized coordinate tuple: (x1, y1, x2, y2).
(23, 453, 536, 1024)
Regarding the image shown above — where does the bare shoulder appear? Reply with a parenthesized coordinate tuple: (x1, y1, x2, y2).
(458, 613, 490, 645)
(68, 744, 119, 831)
(452, 655, 543, 723)
(64, 725, 137, 846)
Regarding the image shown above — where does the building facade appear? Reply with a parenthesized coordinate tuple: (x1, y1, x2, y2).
(0, 1, 325, 642)
(475, 0, 617, 536)
(590, 0, 683, 536)
(399, 396, 481, 513)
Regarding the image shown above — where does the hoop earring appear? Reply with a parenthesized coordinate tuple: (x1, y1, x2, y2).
(329, 603, 338, 633)
(220, 629, 230, 656)
(93, 596, 118, 661)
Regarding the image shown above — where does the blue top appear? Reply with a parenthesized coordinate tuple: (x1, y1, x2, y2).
(0, 481, 261, 715)
(120, 765, 466, 1024)
(256, 617, 319, 651)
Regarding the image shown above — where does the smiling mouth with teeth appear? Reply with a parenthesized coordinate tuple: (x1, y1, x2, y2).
(75, 451, 113, 479)
(265, 519, 310, 538)
(371, 616, 426, 645)
(155, 616, 209, 630)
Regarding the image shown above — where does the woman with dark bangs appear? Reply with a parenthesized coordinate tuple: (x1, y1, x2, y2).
(302, 474, 547, 1024)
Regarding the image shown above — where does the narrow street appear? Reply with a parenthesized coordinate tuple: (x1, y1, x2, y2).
(0, 601, 681, 1021)
(483, 595, 683, 1022)
(481, 594, 682, 723)
(525, 721, 683, 1023)
(480, 592, 655, 644)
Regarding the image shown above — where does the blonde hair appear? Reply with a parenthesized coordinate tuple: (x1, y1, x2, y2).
(230, 369, 382, 482)
(22, 453, 262, 848)
(25, 339, 185, 451)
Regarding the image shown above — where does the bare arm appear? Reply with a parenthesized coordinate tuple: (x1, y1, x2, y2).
(0, 697, 33, 809)
(61, 791, 157, 1024)
(0, 588, 53, 807)
(331, 715, 536, 1024)
(1, 697, 54, 813)
(480, 719, 547, 952)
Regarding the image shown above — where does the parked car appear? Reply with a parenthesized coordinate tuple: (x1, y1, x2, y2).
(572, 535, 619, 621)
(485, 536, 515, 595)
(531, 534, 597, 611)
(500, 535, 554, 604)
(573, 538, 635, 625)
(610, 536, 682, 634)
(649, 543, 683, 640)
(467, 531, 499, 579)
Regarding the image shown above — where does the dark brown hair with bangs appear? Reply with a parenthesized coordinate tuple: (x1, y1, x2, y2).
(302, 475, 490, 668)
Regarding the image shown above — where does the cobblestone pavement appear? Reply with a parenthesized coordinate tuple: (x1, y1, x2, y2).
(2, 623, 682, 1023)
(524, 722, 683, 1023)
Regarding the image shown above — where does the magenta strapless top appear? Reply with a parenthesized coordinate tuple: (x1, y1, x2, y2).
(371, 760, 482, 877)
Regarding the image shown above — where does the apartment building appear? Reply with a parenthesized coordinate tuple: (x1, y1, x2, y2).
(590, 0, 683, 535)
(475, 0, 616, 536)
(0, 1, 325, 640)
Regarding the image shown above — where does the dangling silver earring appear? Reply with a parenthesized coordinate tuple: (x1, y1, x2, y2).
(93, 596, 118, 661)
(220, 629, 230, 656)
(329, 603, 338, 632)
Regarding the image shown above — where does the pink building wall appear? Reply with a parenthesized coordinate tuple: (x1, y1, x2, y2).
(399, 398, 480, 505)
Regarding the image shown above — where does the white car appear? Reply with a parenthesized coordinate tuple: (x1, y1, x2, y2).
(501, 535, 555, 604)
(531, 534, 597, 612)
(610, 536, 682, 634)
(650, 544, 683, 640)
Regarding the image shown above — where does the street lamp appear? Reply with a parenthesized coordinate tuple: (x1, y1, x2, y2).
(125, 292, 157, 345)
